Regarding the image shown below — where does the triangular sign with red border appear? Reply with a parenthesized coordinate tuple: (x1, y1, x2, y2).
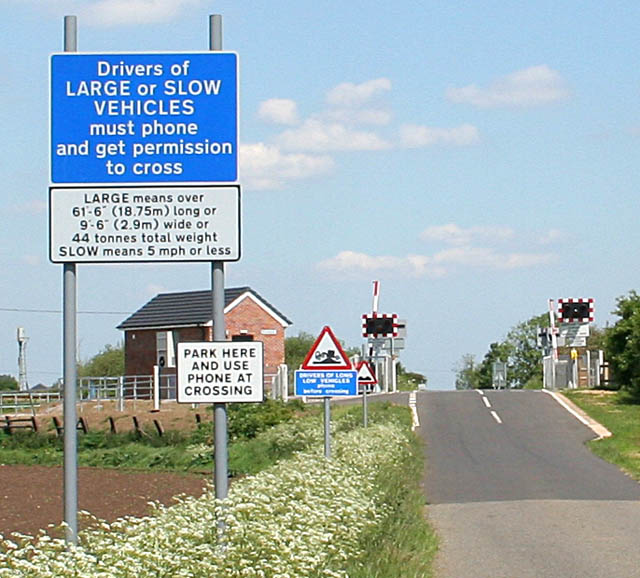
(356, 360, 377, 385)
(301, 326, 352, 370)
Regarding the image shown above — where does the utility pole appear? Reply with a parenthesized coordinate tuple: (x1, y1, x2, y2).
(17, 327, 29, 391)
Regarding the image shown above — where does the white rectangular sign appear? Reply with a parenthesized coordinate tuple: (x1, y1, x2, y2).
(49, 185, 240, 263)
(177, 341, 263, 403)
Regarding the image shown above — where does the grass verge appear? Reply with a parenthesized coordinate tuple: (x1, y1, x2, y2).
(345, 430, 438, 578)
(563, 389, 640, 480)
(0, 404, 438, 578)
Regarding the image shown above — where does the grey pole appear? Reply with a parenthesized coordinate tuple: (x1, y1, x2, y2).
(324, 397, 331, 458)
(362, 384, 368, 428)
(210, 14, 228, 501)
(62, 15, 79, 546)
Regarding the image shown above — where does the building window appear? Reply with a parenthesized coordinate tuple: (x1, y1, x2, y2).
(156, 331, 176, 367)
(232, 334, 254, 342)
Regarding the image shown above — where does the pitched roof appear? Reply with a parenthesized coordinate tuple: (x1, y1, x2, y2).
(117, 286, 292, 330)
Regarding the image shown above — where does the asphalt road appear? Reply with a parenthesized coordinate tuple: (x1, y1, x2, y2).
(417, 389, 640, 578)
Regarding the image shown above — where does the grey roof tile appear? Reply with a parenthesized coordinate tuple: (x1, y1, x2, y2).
(118, 286, 292, 330)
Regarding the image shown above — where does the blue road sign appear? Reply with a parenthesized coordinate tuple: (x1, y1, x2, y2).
(295, 370, 358, 397)
(50, 52, 238, 184)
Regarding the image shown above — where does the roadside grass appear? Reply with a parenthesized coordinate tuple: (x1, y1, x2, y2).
(0, 401, 439, 578)
(0, 400, 412, 476)
(564, 389, 640, 480)
(345, 431, 438, 578)
(0, 399, 309, 474)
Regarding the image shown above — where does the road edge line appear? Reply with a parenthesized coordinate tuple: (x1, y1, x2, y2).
(542, 390, 612, 439)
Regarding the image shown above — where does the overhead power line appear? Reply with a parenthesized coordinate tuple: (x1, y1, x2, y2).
(0, 307, 130, 315)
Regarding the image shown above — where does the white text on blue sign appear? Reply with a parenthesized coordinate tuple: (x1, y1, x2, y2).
(50, 53, 238, 184)
(295, 370, 358, 397)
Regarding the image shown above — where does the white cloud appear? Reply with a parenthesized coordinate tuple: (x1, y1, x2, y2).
(400, 124, 479, 147)
(538, 229, 566, 245)
(326, 78, 392, 108)
(277, 119, 390, 152)
(431, 246, 554, 269)
(78, 0, 201, 27)
(317, 251, 432, 277)
(258, 99, 299, 126)
(420, 224, 514, 246)
(251, 76, 479, 186)
(325, 107, 393, 127)
(318, 246, 555, 278)
(446, 65, 570, 108)
(240, 142, 334, 190)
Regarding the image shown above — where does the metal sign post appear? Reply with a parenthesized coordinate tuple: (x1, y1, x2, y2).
(210, 14, 229, 503)
(548, 299, 559, 390)
(356, 360, 377, 427)
(62, 15, 79, 547)
(52, 14, 239, 547)
(324, 397, 331, 459)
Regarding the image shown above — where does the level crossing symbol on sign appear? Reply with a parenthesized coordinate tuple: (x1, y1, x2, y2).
(301, 326, 352, 370)
(356, 360, 377, 385)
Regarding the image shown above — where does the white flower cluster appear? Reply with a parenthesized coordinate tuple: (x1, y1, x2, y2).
(0, 422, 410, 577)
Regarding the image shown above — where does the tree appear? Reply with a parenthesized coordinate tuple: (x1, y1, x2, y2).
(459, 313, 548, 390)
(0, 374, 19, 391)
(454, 354, 479, 390)
(77, 342, 125, 377)
(504, 313, 548, 388)
(604, 291, 640, 399)
(285, 332, 317, 371)
(397, 363, 427, 390)
(475, 341, 514, 389)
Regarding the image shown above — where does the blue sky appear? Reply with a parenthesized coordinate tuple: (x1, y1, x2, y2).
(1, 0, 639, 389)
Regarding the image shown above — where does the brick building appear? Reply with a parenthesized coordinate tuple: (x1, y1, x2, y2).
(117, 287, 292, 386)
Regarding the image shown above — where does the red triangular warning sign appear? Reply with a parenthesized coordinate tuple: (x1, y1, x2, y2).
(356, 360, 377, 385)
(301, 326, 352, 370)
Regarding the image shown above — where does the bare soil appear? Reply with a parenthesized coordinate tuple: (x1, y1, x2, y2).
(0, 464, 209, 538)
(1, 401, 212, 538)
(39, 399, 211, 435)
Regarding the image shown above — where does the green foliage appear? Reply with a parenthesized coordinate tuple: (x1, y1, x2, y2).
(475, 341, 513, 389)
(345, 432, 437, 578)
(227, 399, 303, 441)
(565, 390, 640, 480)
(454, 353, 479, 390)
(0, 400, 310, 474)
(456, 313, 548, 389)
(0, 374, 18, 391)
(0, 417, 433, 578)
(504, 313, 548, 388)
(397, 363, 427, 390)
(604, 291, 640, 399)
(78, 342, 125, 377)
(285, 331, 316, 370)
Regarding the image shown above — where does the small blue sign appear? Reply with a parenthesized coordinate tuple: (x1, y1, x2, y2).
(50, 52, 238, 183)
(295, 370, 358, 397)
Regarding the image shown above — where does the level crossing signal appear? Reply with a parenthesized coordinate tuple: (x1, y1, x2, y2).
(558, 298, 594, 324)
(362, 313, 398, 338)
